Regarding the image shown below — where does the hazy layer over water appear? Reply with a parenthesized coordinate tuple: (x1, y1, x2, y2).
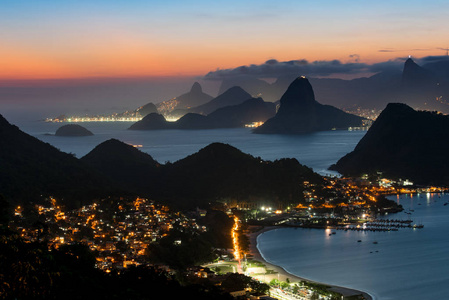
(257, 193, 449, 300)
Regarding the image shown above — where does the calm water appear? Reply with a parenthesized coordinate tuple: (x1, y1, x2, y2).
(14, 119, 366, 176)
(257, 193, 449, 300)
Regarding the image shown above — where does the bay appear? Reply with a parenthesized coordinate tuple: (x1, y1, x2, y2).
(256, 193, 449, 300)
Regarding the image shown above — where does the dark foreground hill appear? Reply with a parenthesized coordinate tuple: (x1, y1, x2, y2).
(254, 77, 364, 134)
(80, 139, 160, 195)
(1, 113, 322, 210)
(0, 115, 117, 207)
(330, 103, 449, 185)
(81, 141, 323, 210)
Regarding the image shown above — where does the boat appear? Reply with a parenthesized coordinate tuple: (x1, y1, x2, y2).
(373, 241, 378, 244)
(357, 240, 362, 242)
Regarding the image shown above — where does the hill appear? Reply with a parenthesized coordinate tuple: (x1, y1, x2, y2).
(254, 77, 365, 134)
(158, 142, 322, 209)
(81, 139, 160, 194)
(79, 139, 323, 210)
(0, 115, 116, 207)
(330, 103, 449, 185)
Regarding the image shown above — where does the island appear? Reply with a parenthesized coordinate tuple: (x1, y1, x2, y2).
(55, 124, 94, 136)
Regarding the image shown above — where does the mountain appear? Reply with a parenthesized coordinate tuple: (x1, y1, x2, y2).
(330, 103, 449, 185)
(81, 139, 160, 194)
(55, 124, 94, 136)
(158, 142, 322, 209)
(170, 86, 252, 118)
(218, 76, 271, 98)
(401, 57, 436, 87)
(76, 139, 324, 210)
(156, 82, 213, 115)
(173, 113, 212, 129)
(0, 115, 115, 207)
(128, 97, 276, 130)
(206, 97, 276, 128)
(253, 77, 365, 134)
(128, 113, 171, 130)
(135, 102, 158, 117)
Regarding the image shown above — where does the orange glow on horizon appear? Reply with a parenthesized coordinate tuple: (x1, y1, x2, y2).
(0, 41, 445, 81)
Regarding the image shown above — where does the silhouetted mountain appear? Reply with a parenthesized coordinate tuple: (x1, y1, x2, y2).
(74, 139, 323, 210)
(254, 77, 365, 133)
(174, 113, 212, 129)
(330, 103, 449, 185)
(171, 86, 252, 117)
(218, 76, 271, 97)
(81, 139, 160, 194)
(156, 82, 213, 115)
(159, 143, 322, 209)
(128, 113, 171, 130)
(0, 115, 115, 207)
(401, 58, 436, 88)
(135, 102, 158, 117)
(207, 97, 276, 128)
(128, 97, 276, 130)
(55, 124, 94, 136)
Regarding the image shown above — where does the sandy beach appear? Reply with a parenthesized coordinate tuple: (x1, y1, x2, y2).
(247, 225, 374, 300)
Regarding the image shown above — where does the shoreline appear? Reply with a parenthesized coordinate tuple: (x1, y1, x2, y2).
(247, 225, 374, 300)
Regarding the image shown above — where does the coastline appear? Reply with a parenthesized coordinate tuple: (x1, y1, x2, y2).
(247, 225, 374, 300)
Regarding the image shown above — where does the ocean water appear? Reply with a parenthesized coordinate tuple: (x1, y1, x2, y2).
(13, 119, 366, 175)
(257, 193, 449, 300)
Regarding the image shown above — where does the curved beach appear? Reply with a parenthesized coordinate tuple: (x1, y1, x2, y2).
(247, 225, 374, 300)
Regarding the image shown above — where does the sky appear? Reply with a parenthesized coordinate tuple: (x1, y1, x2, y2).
(1, 0, 449, 120)
(2, 0, 449, 81)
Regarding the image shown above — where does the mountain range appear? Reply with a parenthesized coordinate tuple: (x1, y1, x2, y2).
(0, 114, 322, 210)
(129, 97, 276, 130)
(219, 57, 449, 114)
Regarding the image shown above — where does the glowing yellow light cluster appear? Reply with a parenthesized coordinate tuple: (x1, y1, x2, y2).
(232, 216, 240, 261)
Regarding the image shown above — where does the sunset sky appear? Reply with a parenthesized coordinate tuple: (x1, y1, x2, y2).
(2, 0, 449, 80)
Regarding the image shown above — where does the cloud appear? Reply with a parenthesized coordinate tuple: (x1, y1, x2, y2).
(203, 54, 449, 81)
(419, 55, 449, 63)
(203, 58, 372, 80)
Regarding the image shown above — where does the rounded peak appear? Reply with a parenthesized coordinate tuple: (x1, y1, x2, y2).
(279, 76, 316, 106)
(190, 82, 202, 93)
(99, 138, 126, 146)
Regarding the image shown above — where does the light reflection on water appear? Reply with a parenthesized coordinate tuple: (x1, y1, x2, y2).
(257, 193, 449, 300)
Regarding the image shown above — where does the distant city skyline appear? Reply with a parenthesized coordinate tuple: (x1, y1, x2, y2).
(2, 0, 449, 80)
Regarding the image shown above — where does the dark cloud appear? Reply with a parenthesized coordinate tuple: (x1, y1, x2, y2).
(203, 54, 449, 81)
(419, 55, 449, 62)
(203, 59, 371, 80)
